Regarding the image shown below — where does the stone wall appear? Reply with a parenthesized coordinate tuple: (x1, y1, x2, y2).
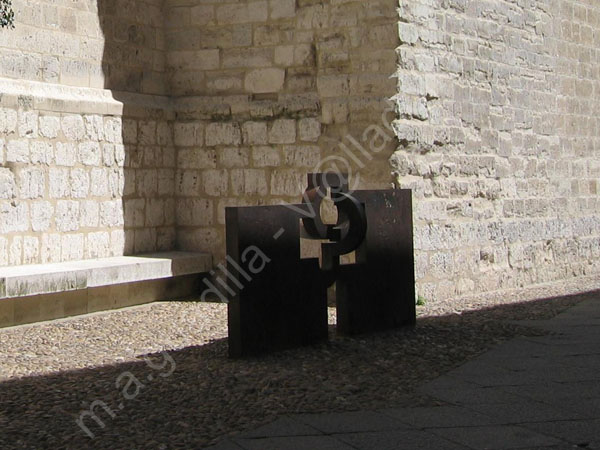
(0, 80, 176, 266)
(0, 0, 166, 94)
(393, 0, 600, 300)
(0, 0, 399, 266)
(3, 0, 600, 306)
(166, 0, 400, 259)
(0, 0, 174, 266)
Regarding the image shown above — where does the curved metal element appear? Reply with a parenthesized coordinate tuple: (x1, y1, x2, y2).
(321, 192, 367, 271)
(302, 172, 349, 240)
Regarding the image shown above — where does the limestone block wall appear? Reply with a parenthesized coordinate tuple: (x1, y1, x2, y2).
(0, 0, 174, 267)
(165, 0, 400, 259)
(4, 0, 599, 306)
(393, 0, 600, 300)
(0, 80, 176, 266)
(0, 0, 166, 94)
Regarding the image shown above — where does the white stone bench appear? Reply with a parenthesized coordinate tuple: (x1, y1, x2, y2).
(0, 252, 212, 327)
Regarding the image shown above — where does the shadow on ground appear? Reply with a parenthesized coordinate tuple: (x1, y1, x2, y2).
(0, 290, 595, 449)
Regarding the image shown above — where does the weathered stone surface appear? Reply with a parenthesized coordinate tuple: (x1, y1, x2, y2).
(0, 169, 16, 200)
(205, 123, 242, 147)
(269, 119, 296, 144)
(244, 68, 285, 94)
(242, 121, 268, 145)
(1, 0, 597, 308)
(391, 0, 600, 300)
(0, 252, 211, 299)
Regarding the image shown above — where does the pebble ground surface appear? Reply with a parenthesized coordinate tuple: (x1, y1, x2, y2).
(0, 277, 599, 449)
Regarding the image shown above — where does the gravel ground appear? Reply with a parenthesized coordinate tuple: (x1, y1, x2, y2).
(0, 277, 599, 449)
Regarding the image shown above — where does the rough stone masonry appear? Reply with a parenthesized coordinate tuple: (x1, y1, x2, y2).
(0, 0, 598, 302)
(393, 0, 600, 300)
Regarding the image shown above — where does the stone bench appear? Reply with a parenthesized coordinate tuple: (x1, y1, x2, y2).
(0, 251, 212, 328)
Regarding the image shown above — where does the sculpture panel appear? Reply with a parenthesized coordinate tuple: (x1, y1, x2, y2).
(226, 173, 415, 357)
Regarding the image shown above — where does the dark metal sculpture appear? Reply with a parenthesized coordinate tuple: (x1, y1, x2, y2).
(226, 173, 415, 357)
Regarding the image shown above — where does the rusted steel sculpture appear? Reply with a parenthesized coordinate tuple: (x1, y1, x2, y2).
(226, 173, 415, 357)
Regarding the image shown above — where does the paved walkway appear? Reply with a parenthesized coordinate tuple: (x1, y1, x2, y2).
(206, 297, 600, 450)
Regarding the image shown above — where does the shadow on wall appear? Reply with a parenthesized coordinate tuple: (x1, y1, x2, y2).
(94, 0, 402, 262)
(0, 290, 592, 447)
(98, 0, 177, 257)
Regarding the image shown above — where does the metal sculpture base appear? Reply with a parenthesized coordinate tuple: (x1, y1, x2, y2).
(226, 174, 415, 358)
(226, 206, 327, 357)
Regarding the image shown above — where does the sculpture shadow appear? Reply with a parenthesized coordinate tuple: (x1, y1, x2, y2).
(0, 290, 595, 448)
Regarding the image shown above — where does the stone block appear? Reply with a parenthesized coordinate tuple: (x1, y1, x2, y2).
(252, 146, 281, 167)
(203, 169, 229, 196)
(9, 236, 22, 266)
(55, 143, 77, 166)
(231, 169, 268, 195)
(270, 0, 295, 19)
(216, 2, 268, 24)
(30, 141, 54, 165)
(70, 169, 90, 198)
(18, 111, 38, 138)
(79, 200, 99, 228)
(100, 200, 123, 227)
(17, 168, 45, 199)
(86, 232, 110, 259)
(61, 115, 85, 141)
(78, 141, 101, 166)
(205, 122, 242, 147)
(284, 145, 321, 167)
(270, 170, 304, 196)
(274, 45, 294, 65)
(174, 122, 203, 147)
(139, 121, 156, 145)
(242, 121, 268, 145)
(219, 147, 249, 168)
(23, 236, 39, 264)
(122, 119, 138, 144)
(48, 168, 70, 198)
(145, 199, 165, 227)
(39, 115, 60, 138)
(60, 233, 85, 261)
(176, 170, 202, 196)
(55, 200, 80, 232)
(158, 169, 176, 196)
(398, 22, 419, 44)
(244, 68, 285, 94)
(0, 169, 16, 200)
(222, 48, 273, 69)
(176, 199, 213, 226)
(90, 168, 109, 197)
(104, 117, 123, 144)
(0, 108, 17, 134)
(83, 115, 105, 142)
(157, 122, 173, 146)
(317, 75, 350, 97)
(190, 5, 215, 26)
(269, 119, 296, 144)
(6, 140, 29, 163)
(298, 118, 321, 142)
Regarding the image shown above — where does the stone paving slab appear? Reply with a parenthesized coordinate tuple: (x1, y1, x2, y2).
(234, 435, 357, 450)
(379, 405, 496, 428)
(291, 411, 410, 434)
(335, 429, 470, 450)
(238, 416, 322, 439)
(520, 420, 600, 447)
(428, 425, 563, 449)
(205, 297, 600, 450)
(464, 400, 588, 424)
